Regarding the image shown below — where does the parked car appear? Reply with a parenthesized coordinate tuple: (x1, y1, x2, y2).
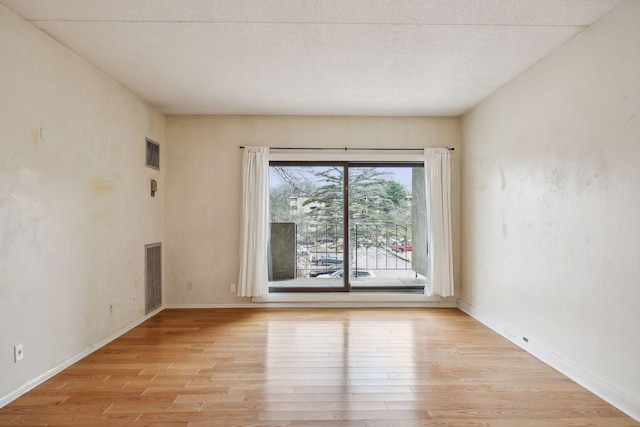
(296, 244, 308, 256)
(317, 270, 376, 278)
(311, 253, 343, 265)
(392, 241, 412, 252)
(308, 264, 342, 277)
(314, 237, 335, 243)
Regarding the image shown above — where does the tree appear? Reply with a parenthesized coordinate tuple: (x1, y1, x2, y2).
(302, 167, 343, 212)
(301, 167, 411, 248)
(271, 166, 316, 195)
(302, 167, 394, 222)
(269, 165, 412, 249)
(269, 167, 317, 223)
(269, 183, 295, 222)
(385, 181, 407, 208)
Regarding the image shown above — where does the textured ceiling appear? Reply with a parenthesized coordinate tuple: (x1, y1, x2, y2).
(0, 0, 624, 116)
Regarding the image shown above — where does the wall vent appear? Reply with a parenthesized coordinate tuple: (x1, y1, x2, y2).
(145, 243, 162, 314)
(146, 138, 160, 170)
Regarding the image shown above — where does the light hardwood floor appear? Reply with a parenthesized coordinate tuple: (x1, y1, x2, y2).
(1, 308, 638, 426)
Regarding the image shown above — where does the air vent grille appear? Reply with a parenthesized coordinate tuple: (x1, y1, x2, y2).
(145, 243, 162, 314)
(146, 138, 160, 170)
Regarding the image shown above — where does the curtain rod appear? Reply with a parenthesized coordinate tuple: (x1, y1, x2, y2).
(239, 146, 454, 151)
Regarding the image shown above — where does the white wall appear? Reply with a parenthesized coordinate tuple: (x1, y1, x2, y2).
(0, 5, 164, 404)
(165, 115, 461, 305)
(461, 0, 640, 418)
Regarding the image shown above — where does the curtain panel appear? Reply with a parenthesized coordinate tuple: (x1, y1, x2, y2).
(238, 146, 270, 297)
(424, 148, 454, 297)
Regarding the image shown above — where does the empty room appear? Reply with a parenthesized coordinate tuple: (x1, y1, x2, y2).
(1, 0, 639, 425)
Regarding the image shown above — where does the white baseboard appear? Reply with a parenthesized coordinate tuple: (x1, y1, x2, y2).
(457, 300, 640, 422)
(166, 303, 265, 308)
(0, 306, 164, 409)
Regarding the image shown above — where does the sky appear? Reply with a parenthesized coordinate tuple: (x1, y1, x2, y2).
(269, 166, 416, 192)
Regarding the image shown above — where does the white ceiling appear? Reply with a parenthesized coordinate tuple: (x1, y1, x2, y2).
(1, 0, 624, 116)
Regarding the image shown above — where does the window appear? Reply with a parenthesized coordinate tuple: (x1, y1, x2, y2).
(268, 162, 426, 293)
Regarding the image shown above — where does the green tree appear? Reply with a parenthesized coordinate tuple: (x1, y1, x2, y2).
(302, 167, 411, 248)
(385, 181, 407, 208)
(302, 167, 345, 224)
(302, 167, 412, 221)
(302, 167, 395, 222)
(270, 165, 412, 249)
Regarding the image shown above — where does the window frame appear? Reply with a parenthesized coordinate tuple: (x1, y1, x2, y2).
(268, 160, 425, 294)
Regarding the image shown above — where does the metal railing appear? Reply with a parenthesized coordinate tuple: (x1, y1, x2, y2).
(294, 223, 413, 278)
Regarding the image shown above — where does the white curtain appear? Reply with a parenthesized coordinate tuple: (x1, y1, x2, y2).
(238, 146, 270, 297)
(424, 148, 454, 297)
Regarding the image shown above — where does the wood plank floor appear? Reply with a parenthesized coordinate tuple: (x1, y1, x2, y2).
(1, 308, 638, 426)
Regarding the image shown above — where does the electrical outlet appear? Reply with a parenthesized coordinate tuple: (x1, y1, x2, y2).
(230, 283, 237, 292)
(187, 281, 194, 290)
(14, 344, 23, 362)
(109, 303, 114, 315)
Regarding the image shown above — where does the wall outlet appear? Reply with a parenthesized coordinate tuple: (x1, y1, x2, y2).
(109, 303, 114, 315)
(187, 281, 194, 290)
(14, 344, 24, 362)
(230, 283, 237, 292)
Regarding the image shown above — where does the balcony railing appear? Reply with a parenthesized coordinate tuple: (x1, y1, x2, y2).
(293, 223, 414, 278)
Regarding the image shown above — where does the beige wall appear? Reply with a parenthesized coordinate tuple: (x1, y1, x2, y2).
(165, 116, 462, 305)
(461, 0, 640, 418)
(0, 5, 164, 403)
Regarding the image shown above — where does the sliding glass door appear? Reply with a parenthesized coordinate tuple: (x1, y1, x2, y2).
(268, 162, 426, 292)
